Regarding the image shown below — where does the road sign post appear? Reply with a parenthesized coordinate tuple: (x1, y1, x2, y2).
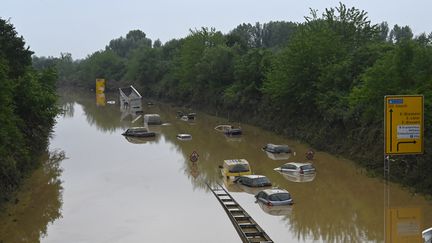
(384, 95, 424, 155)
(190, 151, 199, 163)
(383, 95, 424, 243)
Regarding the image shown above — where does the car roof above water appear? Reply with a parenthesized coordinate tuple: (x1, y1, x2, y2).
(241, 175, 267, 179)
(177, 133, 191, 137)
(284, 162, 312, 167)
(127, 127, 148, 131)
(262, 188, 289, 195)
(224, 159, 249, 166)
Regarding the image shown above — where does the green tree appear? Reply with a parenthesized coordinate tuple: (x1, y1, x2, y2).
(0, 19, 32, 79)
(224, 49, 272, 110)
(78, 50, 125, 88)
(175, 28, 225, 98)
(262, 21, 298, 49)
(389, 25, 413, 43)
(263, 3, 380, 121)
(0, 18, 58, 202)
(107, 30, 152, 58)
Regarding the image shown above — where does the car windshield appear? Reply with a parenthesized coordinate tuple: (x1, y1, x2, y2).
(282, 164, 296, 170)
(130, 128, 146, 132)
(275, 146, 290, 153)
(252, 177, 271, 186)
(269, 193, 291, 201)
(301, 164, 315, 170)
(229, 164, 250, 173)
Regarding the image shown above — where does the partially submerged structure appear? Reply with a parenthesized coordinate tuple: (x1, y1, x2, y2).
(119, 85, 143, 121)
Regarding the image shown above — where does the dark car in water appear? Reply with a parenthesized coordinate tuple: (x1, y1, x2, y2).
(122, 127, 156, 138)
(262, 144, 292, 154)
(234, 175, 272, 187)
(224, 128, 242, 136)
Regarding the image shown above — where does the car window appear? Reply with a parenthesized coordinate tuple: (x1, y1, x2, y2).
(301, 164, 315, 170)
(282, 164, 297, 170)
(252, 177, 271, 186)
(229, 164, 250, 173)
(257, 192, 268, 199)
(269, 193, 291, 201)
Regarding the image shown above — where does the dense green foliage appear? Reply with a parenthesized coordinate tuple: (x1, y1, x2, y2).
(34, 4, 432, 194)
(0, 18, 58, 204)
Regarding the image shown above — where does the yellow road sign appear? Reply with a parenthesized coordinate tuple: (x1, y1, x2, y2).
(385, 207, 422, 243)
(384, 95, 424, 155)
(96, 78, 105, 94)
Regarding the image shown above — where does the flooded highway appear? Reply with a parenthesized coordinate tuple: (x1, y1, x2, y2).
(1, 92, 431, 242)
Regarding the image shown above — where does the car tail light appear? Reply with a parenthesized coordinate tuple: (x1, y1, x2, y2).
(267, 201, 273, 206)
(299, 168, 304, 174)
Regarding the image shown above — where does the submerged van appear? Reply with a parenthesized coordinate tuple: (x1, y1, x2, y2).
(144, 114, 162, 125)
(222, 159, 252, 178)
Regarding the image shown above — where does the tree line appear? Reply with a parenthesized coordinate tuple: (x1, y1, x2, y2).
(0, 18, 58, 205)
(34, 3, 432, 195)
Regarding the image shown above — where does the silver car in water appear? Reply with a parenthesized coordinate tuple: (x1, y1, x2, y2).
(255, 188, 293, 206)
(274, 162, 316, 182)
(274, 162, 316, 175)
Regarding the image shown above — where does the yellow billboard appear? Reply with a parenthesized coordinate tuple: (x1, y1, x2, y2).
(384, 95, 424, 155)
(96, 79, 105, 94)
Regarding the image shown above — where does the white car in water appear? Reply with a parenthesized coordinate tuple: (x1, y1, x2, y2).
(274, 162, 316, 182)
(424, 227, 432, 243)
(274, 162, 316, 175)
(176, 133, 192, 141)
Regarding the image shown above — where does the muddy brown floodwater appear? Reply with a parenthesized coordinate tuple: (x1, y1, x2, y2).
(0, 92, 431, 243)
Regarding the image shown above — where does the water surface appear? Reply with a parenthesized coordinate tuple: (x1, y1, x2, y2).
(1, 92, 431, 242)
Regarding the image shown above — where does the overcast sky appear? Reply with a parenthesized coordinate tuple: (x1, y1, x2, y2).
(2, 0, 432, 59)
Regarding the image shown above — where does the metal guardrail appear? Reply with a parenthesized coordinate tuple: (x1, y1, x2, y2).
(207, 183, 273, 243)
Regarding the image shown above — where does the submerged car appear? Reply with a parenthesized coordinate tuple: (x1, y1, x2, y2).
(214, 124, 233, 132)
(255, 188, 293, 206)
(424, 227, 432, 243)
(221, 159, 251, 178)
(262, 144, 292, 154)
(234, 175, 272, 187)
(274, 162, 316, 175)
(144, 114, 162, 125)
(122, 127, 156, 138)
(176, 133, 192, 141)
(224, 128, 242, 136)
(187, 112, 196, 120)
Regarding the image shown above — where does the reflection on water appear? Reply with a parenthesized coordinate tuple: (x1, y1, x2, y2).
(223, 177, 243, 193)
(276, 171, 316, 183)
(385, 207, 422, 242)
(96, 93, 106, 107)
(123, 135, 158, 144)
(264, 151, 291, 160)
(8, 91, 431, 243)
(0, 150, 66, 242)
(241, 184, 271, 196)
(257, 201, 293, 216)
